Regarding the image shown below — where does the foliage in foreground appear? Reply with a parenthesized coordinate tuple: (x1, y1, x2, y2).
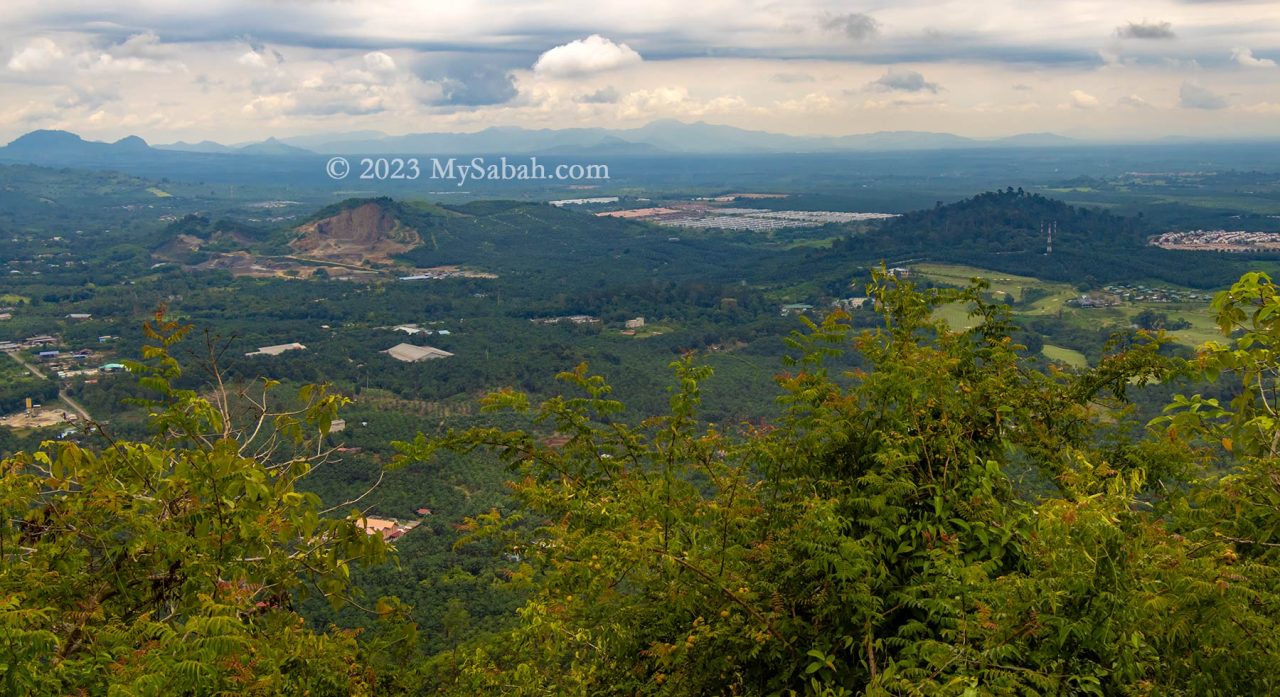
(409, 270, 1280, 695)
(4, 272, 1280, 695)
(0, 315, 410, 695)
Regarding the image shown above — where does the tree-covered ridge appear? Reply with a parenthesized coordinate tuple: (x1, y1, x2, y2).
(818, 188, 1260, 289)
(878, 188, 1147, 250)
(4, 272, 1280, 694)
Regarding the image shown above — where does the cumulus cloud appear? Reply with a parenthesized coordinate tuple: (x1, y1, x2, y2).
(616, 86, 689, 119)
(822, 13, 880, 40)
(1232, 47, 1276, 68)
(7, 38, 66, 73)
(1067, 89, 1100, 109)
(867, 68, 940, 93)
(575, 86, 619, 104)
(363, 51, 397, 75)
(533, 35, 641, 77)
(1179, 80, 1227, 109)
(1116, 21, 1175, 39)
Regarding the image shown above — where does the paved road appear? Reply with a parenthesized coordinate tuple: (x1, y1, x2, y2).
(6, 350, 93, 422)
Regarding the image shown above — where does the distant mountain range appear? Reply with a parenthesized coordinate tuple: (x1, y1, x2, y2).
(158, 136, 313, 157)
(0, 121, 1088, 164)
(264, 120, 1083, 155)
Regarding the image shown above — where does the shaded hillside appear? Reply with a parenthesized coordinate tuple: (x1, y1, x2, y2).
(152, 214, 268, 263)
(810, 188, 1267, 288)
(394, 199, 772, 287)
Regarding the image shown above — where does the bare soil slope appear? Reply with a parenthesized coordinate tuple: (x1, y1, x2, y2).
(291, 201, 420, 264)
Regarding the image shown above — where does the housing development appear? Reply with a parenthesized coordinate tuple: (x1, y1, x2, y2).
(1151, 229, 1280, 252)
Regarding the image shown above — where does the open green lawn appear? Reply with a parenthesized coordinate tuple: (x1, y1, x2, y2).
(917, 263, 1223, 350)
(914, 263, 1079, 316)
(1042, 344, 1088, 368)
(932, 302, 978, 330)
(1156, 304, 1223, 348)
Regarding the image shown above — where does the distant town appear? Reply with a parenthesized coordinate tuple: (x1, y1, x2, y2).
(1151, 229, 1280, 252)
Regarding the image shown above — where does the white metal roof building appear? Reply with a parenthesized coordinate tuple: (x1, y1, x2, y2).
(383, 343, 453, 362)
(246, 342, 307, 357)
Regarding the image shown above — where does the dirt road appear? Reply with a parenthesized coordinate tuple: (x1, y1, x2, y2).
(5, 351, 92, 421)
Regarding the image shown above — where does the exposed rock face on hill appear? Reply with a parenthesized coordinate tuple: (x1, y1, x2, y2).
(291, 201, 420, 264)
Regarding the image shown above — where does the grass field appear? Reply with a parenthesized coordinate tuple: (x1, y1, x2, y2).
(146, 187, 173, 198)
(1042, 344, 1088, 368)
(916, 263, 1224, 351)
(913, 263, 1079, 316)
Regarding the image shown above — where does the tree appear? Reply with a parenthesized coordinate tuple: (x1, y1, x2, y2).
(0, 312, 411, 695)
(407, 269, 1280, 695)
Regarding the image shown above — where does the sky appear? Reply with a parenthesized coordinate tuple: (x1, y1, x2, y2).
(0, 0, 1277, 143)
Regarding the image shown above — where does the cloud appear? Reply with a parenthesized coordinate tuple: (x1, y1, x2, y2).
(862, 91, 944, 109)
(238, 50, 268, 68)
(435, 65, 518, 106)
(775, 92, 837, 113)
(238, 42, 285, 69)
(616, 86, 690, 119)
(1011, 83, 1033, 91)
(82, 33, 188, 74)
(575, 86, 619, 104)
(822, 13, 880, 41)
(771, 72, 816, 84)
(1118, 94, 1152, 108)
(613, 87, 750, 120)
(533, 35, 641, 77)
(243, 87, 387, 118)
(1068, 89, 1100, 109)
(1232, 47, 1276, 68)
(7, 38, 66, 73)
(362, 51, 397, 75)
(1179, 80, 1227, 109)
(55, 84, 121, 111)
(1116, 21, 1175, 39)
(867, 68, 940, 93)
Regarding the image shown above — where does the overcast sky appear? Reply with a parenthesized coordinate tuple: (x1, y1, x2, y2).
(1, 0, 1277, 143)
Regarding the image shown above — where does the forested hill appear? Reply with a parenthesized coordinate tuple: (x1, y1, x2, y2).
(877, 188, 1146, 250)
(816, 188, 1265, 288)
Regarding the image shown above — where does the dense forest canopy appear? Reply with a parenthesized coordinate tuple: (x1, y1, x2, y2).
(818, 188, 1262, 289)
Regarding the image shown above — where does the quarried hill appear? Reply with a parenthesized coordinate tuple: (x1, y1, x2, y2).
(291, 199, 420, 264)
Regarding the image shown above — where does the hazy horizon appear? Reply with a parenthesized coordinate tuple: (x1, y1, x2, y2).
(2, 0, 1278, 144)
